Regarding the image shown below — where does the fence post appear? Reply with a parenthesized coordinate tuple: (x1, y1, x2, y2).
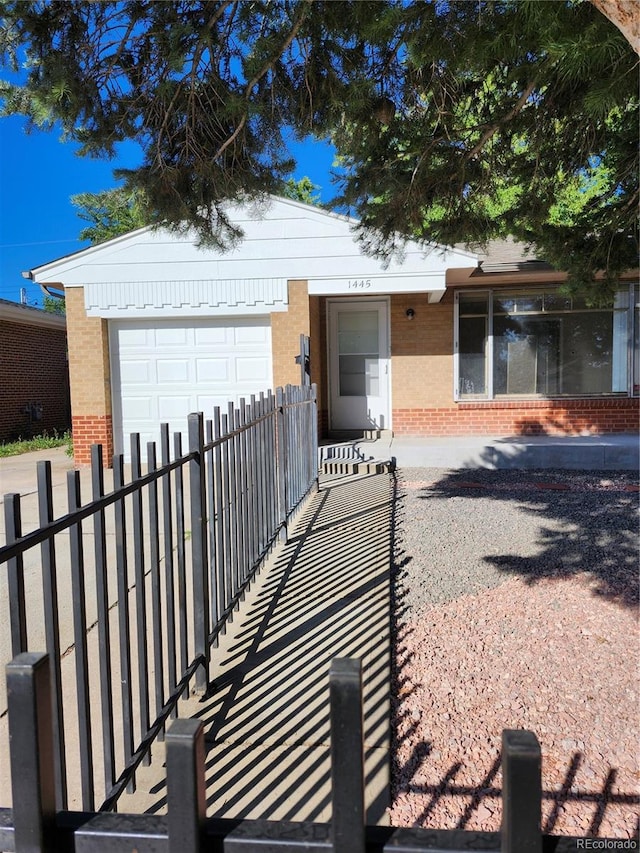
(37, 461, 67, 811)
(4, 493, 27, 656)
(275, 386, 287, 538)
(6, 652, 56, 853)
(310, 382, 319, 483)
(501, 729, 543, 853)
(166, 719, 206, 853)
(91, 443, 116, 791)
(66, 469, 95, 811)
(330, 658, 365, 853)
(189, 412, 210, 693)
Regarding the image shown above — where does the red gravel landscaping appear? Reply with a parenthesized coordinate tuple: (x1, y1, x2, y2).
(389, 472, 639, 839)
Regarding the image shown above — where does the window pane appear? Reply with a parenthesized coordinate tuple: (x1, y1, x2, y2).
(338, 354, 380, 396)
(494, 311, 623, 395)
(494, 317, 560, 395)
(634, 285, 640, 396)
(612, 308, 628, 392)
(366, 358, 379, 396)
(459, 316, 486, 395)
(459, 293, 488, 316)
(338, 310, 378, 353)
(457, 287, 633, 399)
(494, 296, 517, 315)
(514, 295, 543, 313)
(494, 293, 543, 314)
(339, 355, 366, 396)
(543, 292, 572, 312)
(562, 313, 618, 394)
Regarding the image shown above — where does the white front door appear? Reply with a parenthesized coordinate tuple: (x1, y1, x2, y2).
(328, 300, 390, 431)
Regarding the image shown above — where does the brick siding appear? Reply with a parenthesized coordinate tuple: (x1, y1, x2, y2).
(390, 295, 453, 408)
(271, 280, 311, 388)
(0, 319, 70, 441)
(65, 287, 113, 465)
(71, 414, 114, 465)
(392, 398, 640, 436)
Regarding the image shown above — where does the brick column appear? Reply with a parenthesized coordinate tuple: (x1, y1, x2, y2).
(271, 280, 311, 388)
(271, 280, 327, 437)
(65, 288, 113, 465)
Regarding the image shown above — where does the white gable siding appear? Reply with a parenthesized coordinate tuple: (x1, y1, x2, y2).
(29, 196, 477, 312)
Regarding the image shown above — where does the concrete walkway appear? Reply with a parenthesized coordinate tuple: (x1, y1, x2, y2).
(322, 432, 639, 471)
(1, 452, 393, 821)
(124, 469, 393, 824)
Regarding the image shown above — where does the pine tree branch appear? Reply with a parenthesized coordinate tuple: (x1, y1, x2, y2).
(467, 80, 536, 159)
(213, 0, 311, 161)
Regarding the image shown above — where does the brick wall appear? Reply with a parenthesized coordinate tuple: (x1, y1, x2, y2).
(0, 318, 70, 441)
(271, 281, 327, 436)
(71, 414, 114, 464)
(271, 280, 310, 388)
(310, 295, 328, 432)
(393, 399, 640, 435)
(65, 287, 113, 464)
(390, 294, 453, 408)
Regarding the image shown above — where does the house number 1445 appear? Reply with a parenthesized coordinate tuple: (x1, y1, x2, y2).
(348, 279, 371, 289)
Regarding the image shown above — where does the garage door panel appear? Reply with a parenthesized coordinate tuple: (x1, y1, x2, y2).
(158, 395, 192, 420)
(111, 317, 272, 458)
(157, 359, 190, 383)
(194, 326, 229, 346)
(196, 358, 230, 382)
(121, 396, 154, 420)
(234, 325, 270, 345)
(155, 327, 191, 346)
(196, 393, 237, 413)
(119, 327, 151, 348)
(236, 357, 271, 382)
(120, 359, 152, 384)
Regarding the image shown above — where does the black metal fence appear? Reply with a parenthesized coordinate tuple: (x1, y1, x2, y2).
(0, 384, 318, 814)
(0, 653, 600, 853)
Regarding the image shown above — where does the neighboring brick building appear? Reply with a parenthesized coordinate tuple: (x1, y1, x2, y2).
(0, 299, 70, 442)
(24, 197, 639, 465)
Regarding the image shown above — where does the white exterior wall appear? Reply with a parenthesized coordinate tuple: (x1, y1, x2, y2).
(29, 196, 477, 316)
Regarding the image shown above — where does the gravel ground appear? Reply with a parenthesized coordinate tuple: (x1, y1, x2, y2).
(389, 467, 639, 839)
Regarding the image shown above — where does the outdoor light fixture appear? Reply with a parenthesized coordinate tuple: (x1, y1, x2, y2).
(406, 308, 415, 320)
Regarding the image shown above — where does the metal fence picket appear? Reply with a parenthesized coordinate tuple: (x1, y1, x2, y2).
(0, 385, 319, 818)
(6, 652, 56, 853)
(0, 652, 614, 852)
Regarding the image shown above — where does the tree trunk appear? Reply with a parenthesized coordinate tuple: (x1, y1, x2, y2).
(591, 0, 640, 54)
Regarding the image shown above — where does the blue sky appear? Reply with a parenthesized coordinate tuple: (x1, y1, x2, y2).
(0, 115, 336, 307)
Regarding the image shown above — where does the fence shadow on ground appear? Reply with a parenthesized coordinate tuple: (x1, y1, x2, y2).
(139, 471, 394, 824)
(392, 731, 640, 835)
(389, 460, 639, 836)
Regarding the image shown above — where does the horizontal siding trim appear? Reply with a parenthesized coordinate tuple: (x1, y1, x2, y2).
(85, 279, 288, 317)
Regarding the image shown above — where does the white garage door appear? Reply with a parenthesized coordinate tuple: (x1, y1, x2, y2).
(110, 317, 272, 457)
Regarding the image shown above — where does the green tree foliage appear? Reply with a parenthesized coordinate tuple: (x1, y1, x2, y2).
(42, 294, 65, 314)
(70, 178, 319, 245)
(282, 176, 321, 205)
(0, 1, 637, 295)
(71, 186, 151, 244)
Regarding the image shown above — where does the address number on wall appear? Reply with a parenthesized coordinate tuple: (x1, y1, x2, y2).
(348, 279, 372, 289)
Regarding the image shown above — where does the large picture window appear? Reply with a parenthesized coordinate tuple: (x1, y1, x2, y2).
(455, 287, 637, 400)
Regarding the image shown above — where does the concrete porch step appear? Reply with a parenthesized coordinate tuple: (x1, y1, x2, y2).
(319, 436, 394, 476)
(321, 459, 393, 477)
